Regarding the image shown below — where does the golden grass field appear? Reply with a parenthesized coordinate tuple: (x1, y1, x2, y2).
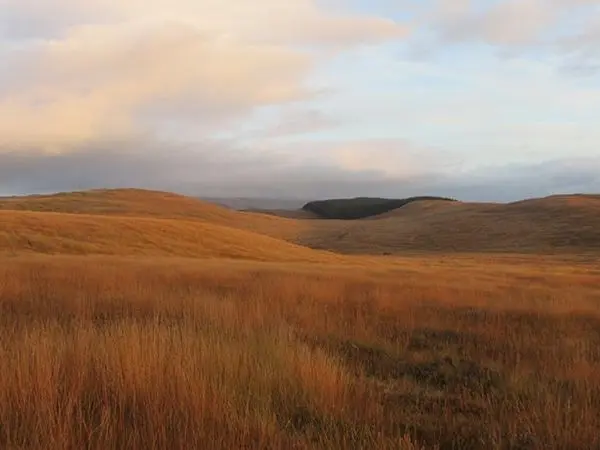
(1, 189, 600, 449)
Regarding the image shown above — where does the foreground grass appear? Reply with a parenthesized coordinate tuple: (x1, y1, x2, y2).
(1, 255, 600, 449)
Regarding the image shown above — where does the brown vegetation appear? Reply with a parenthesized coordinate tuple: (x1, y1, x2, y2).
(0, 188, 303, 239)
(6, 189, 599, 256)
(1, 255, 600, 449)
(0, 210, 338, 262)
(298, 195, 600, 255)
(1, 189, 600, 449)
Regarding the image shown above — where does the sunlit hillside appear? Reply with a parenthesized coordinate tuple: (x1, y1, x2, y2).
(5, 189, 599, 257)
(0, 189, 303, 240)
(0, 209, 336, 263)
(1, 188, 600, 449)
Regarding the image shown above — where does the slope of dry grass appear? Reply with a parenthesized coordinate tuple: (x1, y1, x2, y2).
(4, 189, 600, 256)
(1, 255, 600, 449)
(0, 210, 337, 263)
(299, 195, 600, 255)
(0, 188, 303, 239)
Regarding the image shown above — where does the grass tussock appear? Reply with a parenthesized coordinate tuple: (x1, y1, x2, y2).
(1, 255, 600, 449)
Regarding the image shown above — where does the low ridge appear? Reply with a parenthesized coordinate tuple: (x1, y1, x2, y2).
(0, 189, 303, 240)
(3, 189, 599, 257)
(298, 194, 600, 254)
(0, 209, 337, 263)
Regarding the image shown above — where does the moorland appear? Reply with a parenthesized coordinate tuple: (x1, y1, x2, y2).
(1, 188, 600, 449)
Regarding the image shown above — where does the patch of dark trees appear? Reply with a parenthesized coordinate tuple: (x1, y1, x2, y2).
(302, 196, 456, 220)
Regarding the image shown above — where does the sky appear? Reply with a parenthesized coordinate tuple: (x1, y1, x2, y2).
(1, 0, 599, 201)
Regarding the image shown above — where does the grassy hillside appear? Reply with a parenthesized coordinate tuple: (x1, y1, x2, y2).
(0, 189, 303, 240)
(3, 189, 599, 256)
(0, 188, 232, 219)
(302, 196, 456, 220)
(0, 210, 336, 263)
(299, 195, 600, 254)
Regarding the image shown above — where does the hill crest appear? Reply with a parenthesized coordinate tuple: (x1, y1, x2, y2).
(298, 194, 600, 254)
(3, 188, 599, 257)
(0, 188, 303, 240)
(0, 208, 336, 263)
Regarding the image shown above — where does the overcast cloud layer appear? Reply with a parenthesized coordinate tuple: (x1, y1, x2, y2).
(1, 0, 599, 200)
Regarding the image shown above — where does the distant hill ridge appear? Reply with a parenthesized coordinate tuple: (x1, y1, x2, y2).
(302, 196, 457, 220)
(0, 189, 333, 262)
(2, 188, 599, 256)
(0, 188, 304, 240)
(298, 194, 600, 254)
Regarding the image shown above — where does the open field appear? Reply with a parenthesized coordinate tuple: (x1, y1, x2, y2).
(1, 189, 600, 449)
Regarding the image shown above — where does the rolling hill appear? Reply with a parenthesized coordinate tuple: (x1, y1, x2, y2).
(297, 195, 600, 254)
(0, 209, 337, 263)
(0, 189, 303, 240)
(2, 189, 599, 258)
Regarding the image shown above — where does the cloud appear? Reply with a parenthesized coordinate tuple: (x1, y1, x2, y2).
(417, 0, 600, 63)
(244, 108, 338, 139)
(558, 14, 600, 74)
(0, 0, 409, 45)
(432, 0, 559, 45)
(1, 137, 597, 201)
(0, 22, 314, 149)
(327, 139, 455, 178)
(0, 0, 408, 151)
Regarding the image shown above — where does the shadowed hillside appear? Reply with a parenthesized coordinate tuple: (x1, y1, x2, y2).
(302, 196, 456, 220)
(299, 194, 600, 254)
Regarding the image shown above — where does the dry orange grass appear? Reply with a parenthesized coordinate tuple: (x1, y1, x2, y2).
(1, 254, 600, 449)
(5, 189, 600, 256)
(0, 188, 303, 240)
(2, 189, 600, 448)
(0, 209, 337, 263)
